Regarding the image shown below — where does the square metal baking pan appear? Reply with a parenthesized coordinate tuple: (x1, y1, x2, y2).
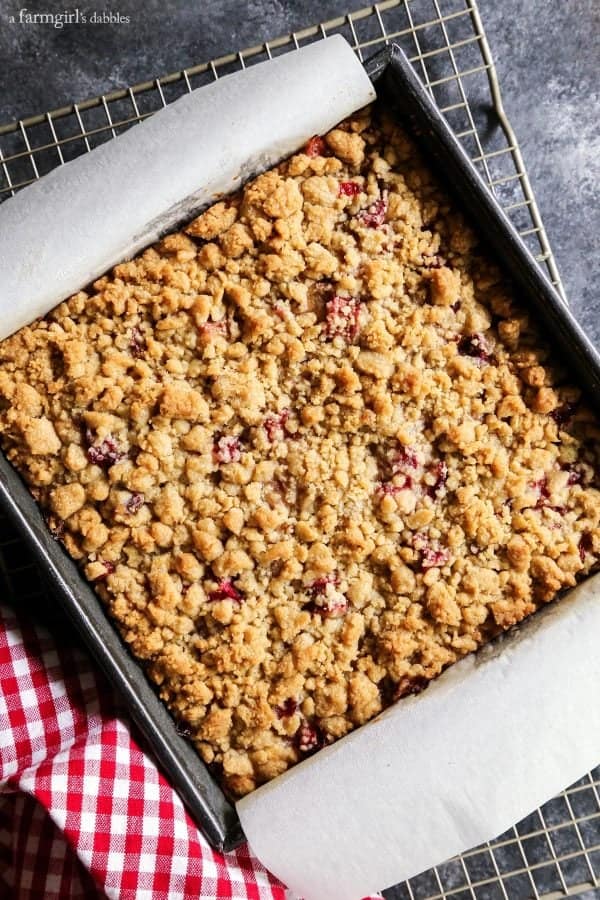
(1, 44, 599, 854)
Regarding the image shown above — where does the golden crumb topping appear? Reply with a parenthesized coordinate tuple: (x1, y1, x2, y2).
(1, 106, 599, 797)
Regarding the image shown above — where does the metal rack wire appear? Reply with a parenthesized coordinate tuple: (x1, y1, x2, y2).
(0, 0, 596, 897)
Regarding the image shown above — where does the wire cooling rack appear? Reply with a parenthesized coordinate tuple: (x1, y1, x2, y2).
(0, 1, 597, 898)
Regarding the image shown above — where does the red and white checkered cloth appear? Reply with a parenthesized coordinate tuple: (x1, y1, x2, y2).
(0, 602, 381, 899)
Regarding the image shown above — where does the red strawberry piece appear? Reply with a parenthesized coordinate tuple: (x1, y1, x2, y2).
(377, 446, 420, 494)
(200, 320, 228, 337)
(551, 402, 578, 428)
(531, 477, 570, 516)
(305, 135, 326, 158)
(427, 460, 448, 496)
(413, 534, 450, 570)
(209, 579, 243, 603)
(532, 475, 551, 508)
(359, 194, 387, 228)
(421, 545, 450, 570)
(85, 430, 125, 468)
(412, 532, 428, 551)
(125, 492, 144, 514)
(391, 446, 419, 474)
(307, 574, 340, 596)
(295, 720, 322, 754)
(339, 181, 361, 197)
(324, 295, 361, 341)
(264, 409, 290, 442)
(579, 532, 594, 563)
(393, 675, 429, 701)
(307, 575, 347, 618)
(377, 479, 411, 495)
(213, 435, 242, 463)
(275, 698, 298, 719)
(457, 333, 490, 363)
(91, 559, 115, 582)
(129, 326, 146, 358)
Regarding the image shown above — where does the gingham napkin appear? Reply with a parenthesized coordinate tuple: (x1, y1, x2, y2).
(0, 601, 383, 899)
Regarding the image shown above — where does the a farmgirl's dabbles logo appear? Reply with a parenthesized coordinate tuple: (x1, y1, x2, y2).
(8, 8, 131, 26)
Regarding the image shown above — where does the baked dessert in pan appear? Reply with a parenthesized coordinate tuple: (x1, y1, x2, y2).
(1, 103, 598, 797)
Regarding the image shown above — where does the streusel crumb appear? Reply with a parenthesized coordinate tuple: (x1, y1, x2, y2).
(1, 105, 599, 797)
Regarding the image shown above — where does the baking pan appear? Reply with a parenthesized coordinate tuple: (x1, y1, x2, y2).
(1, 44, 599, 854)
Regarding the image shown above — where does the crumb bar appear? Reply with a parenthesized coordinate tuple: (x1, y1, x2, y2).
(1, 106, 599, 796)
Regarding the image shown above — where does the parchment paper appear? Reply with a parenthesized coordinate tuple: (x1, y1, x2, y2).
(238, 573, 600, 899)
(0, 35, 375, 341)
